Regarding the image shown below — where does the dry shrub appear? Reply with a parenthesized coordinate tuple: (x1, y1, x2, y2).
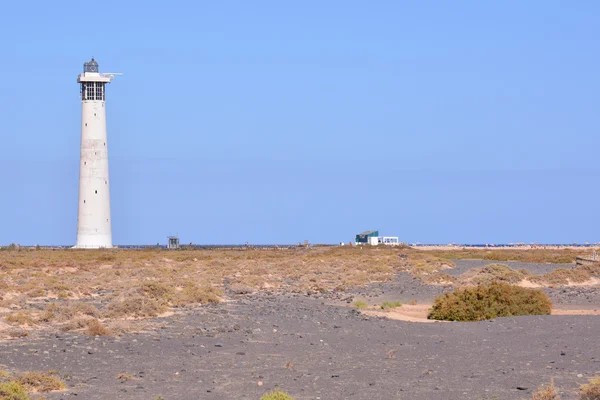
(532, 380, 560, 400)
(577, 263, 600, 278)
(7, 329, 29, 339)
(59, 318, 88, 332)
(411, 258, 455, 278)
(26, 288, 46, 298)
(0, 381, 30, 400)
(106, 296, 167, 318)
(39, 303, 99, 323)
(581, 376, 600, 400)
(140, 282, 174, 300)
(5, 312, 36, 326)
(86, 319, 110, 336)
(260, 390, 295, 400)
(172, 283, 221, 307)
(70, 302, 100, 317)
(16, 371, 65, 393)
(461, 264, 528, 286)
(39, 304, 70, 322)
(423, 272, 457, 284)
(531, 268, 591, 286)
(428, 282, 552, 322)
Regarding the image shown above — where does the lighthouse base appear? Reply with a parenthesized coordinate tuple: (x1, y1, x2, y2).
(73, 244, 113, 249)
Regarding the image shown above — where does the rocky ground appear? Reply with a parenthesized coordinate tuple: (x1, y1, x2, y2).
(0, 260, 598, 400)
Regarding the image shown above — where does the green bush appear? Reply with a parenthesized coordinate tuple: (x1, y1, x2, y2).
(428, 282, 552, 321)
(260, 390, 295, 400)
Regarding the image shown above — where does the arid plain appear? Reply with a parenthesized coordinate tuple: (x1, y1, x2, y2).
(0, 246, 598, 399)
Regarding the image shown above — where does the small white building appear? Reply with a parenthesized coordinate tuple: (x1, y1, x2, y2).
(354, 230, 401, 246)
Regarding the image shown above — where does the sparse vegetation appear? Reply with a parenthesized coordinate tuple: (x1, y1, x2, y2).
(580, 376, 600, 400)
(0, 246, 596, 336)
(106, 296, 168, 319)
(260, 390, 295, 400)
(428, 282, 552, 321)
(380, 301, 402, 310)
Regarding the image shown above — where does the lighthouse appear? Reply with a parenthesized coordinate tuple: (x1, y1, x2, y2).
(75, 58, 120, 248)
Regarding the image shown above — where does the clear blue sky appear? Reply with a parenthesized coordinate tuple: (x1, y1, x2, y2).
(1, 1, 599, 245)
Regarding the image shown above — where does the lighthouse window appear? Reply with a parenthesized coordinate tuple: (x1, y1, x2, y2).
(81, 82, 105, 100)
(86, 83, 95, 100)
(95, 84, 103, 100)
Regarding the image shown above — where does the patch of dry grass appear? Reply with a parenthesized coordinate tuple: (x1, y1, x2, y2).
(4, 312, 36, 327)
(86, 319, 110, 336)
(532, 380, 560, 400)
(15, 371, 65, 393)
(172, 283, 221, 307)
(106, 296, 168, 319)
(581, 376, 600, 400)
(530, 268, 591, 286)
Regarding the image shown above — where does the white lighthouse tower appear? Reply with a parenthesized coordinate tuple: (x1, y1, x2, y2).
(75, 58, 120, 248)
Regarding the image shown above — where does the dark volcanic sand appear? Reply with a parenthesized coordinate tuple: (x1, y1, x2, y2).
(0, 262, 598, 400)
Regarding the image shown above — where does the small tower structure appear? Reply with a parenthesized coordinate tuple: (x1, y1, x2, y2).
(75, 58, 120, 248)
(167, 236, 180, 250)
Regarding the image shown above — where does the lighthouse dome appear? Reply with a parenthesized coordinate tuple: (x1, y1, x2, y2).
(83, 58, 99, 73)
